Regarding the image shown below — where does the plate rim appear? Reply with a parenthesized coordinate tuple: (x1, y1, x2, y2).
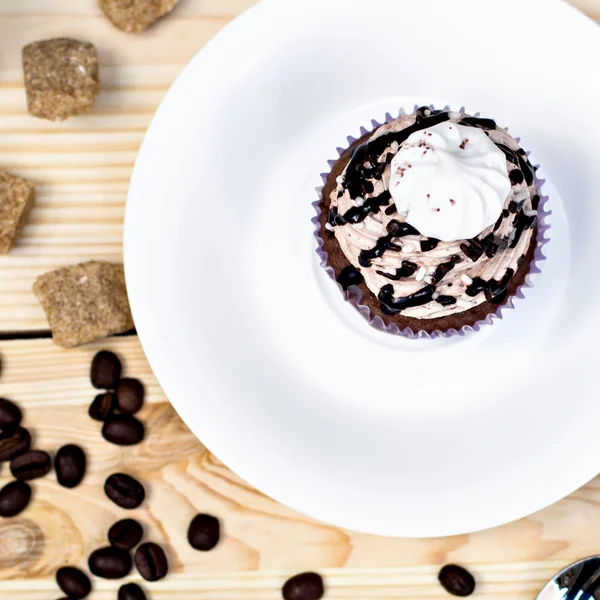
(124, 0, 600, 537)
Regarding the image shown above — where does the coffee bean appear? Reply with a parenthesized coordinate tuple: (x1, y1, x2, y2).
(89, 392, 116, 421)
(102, 415, 144, 446)
(10, 450, 51, 481)
(0, 424, 15, 438)
(187, 513, 220, 551)
(438, 565, 476, 597)
(56, 566, 91, 599)
(135, 542, 168, 582)
(0, 480, 31, 517)
(0, 398, 22, 429)
(115, 379, 144, 415)
(88, 546, 132, 579)
(91, 351, 122, 389)
(108, 518, 143, 550)
(282, 572, 325, 600)
(0, 427, 31, 461)
(55, 444, 86, 488)
(118, 583, 147, 600)
(104, 473, 145, 509)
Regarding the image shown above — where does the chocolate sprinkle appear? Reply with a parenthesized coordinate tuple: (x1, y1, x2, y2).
(484, 241, 499, 259)
(460, 242, 484, 262)
(489, 268, 514, 304)
(386, 220, 419, 236)
(436, 295, 457, 306)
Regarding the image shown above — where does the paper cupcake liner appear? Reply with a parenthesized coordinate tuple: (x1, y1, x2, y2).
(312, 105, 550, 339)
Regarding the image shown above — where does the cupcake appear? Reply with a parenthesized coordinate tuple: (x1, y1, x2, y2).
(316, 107, 546, 336)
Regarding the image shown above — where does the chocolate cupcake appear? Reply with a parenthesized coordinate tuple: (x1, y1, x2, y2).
(315, 107, 548, 337)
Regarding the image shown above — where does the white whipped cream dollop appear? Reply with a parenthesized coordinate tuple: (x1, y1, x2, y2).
(388, 122, 511, 242)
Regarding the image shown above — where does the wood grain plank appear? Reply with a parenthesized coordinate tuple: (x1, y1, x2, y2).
(0, 337, 600, 600)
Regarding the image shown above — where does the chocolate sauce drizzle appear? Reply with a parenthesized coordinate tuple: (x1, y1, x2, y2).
(465, 268, 515, 304)
(431, 256, 461, 284)
(420, 238, 439, 252)
(481, 234, 499, 258)
(342, 109, 452, 200)
(335, 190, 392, 225)
(510, 210, 537, 249)
(378, 283, 436, 315)
(336, 265, 364, 290)
(459, 116, 497, 130)
(327, 109, 538, 316)
(358, 220, 421, 267)
(508, 199, 524, 214)
(495, 143, 535, 185)
(358, 234, 401, 268)
(493, 213, 503, 232)
(331, 109, 534, 229)
(465, 277, 488, 297)
(377, 260, 417, 281)
(509, 169, 525, 185)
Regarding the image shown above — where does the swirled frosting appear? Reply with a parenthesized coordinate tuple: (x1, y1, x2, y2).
(389, 122, 511, 242)
(326, 108, 538, 320)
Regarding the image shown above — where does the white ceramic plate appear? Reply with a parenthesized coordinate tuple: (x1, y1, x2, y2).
(124, 0, 600, 537)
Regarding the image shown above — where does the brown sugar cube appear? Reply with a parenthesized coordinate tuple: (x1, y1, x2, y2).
(33, 261, 134, 348)
(99, 0, 179, 33)
(0, 171, 35, 254)
(23, 38, 100, 121)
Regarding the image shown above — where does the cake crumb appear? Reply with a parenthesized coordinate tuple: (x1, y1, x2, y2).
(33, 261, 134, 348)
(0, 171, 35, 254)
(23, 38, 99, 121)
(98, 0, 179, 33)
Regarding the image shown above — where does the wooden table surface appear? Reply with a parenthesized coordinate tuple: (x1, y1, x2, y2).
(0, 1, 599, 599)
